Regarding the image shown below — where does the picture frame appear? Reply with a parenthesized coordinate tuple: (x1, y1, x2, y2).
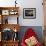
(2, 10, 9, 15)
(23, 8, 36, 19)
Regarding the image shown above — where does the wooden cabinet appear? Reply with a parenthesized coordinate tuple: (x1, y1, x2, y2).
(0, 7, 20, 46)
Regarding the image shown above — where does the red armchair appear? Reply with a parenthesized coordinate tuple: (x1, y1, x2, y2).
(21, 28, 41, 46)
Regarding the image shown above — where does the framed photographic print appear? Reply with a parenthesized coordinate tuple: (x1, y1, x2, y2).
(2, 10, 9, 15)
(23, 8, 36, 19)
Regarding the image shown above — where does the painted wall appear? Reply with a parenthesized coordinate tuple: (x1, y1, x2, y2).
(0, 0, 44, 26)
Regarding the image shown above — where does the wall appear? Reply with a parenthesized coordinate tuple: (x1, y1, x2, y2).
(0, 0, 44, 26)
(18, 0, 44, 26)
(0, 0, 44, 45)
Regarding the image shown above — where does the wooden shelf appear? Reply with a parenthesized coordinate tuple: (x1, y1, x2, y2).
(0, 7, 19, 10)
(0, 7, 19, 16)
(0, 7, 20, 46)
(2, 40, 19, 42)
(0, 24, 20, 32)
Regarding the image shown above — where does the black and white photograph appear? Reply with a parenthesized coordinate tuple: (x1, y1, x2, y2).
(23, 8, 36, 19)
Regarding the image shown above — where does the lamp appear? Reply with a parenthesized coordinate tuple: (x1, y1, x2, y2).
(15, 0, 17, 7)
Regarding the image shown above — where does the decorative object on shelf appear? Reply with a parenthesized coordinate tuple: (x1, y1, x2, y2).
(5, 18, 8, 24)
(13, 28, 18, 40)
(23, 8, 36, 19)
(2, 16, 8, 24)
(1, 28, 13, 41)
(9, 10, 18, 15)
(13, 27, 17, 32)
(13, 32, 18, 41)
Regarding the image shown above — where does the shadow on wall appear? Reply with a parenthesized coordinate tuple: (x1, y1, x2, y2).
(18, 26, 44, 44)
